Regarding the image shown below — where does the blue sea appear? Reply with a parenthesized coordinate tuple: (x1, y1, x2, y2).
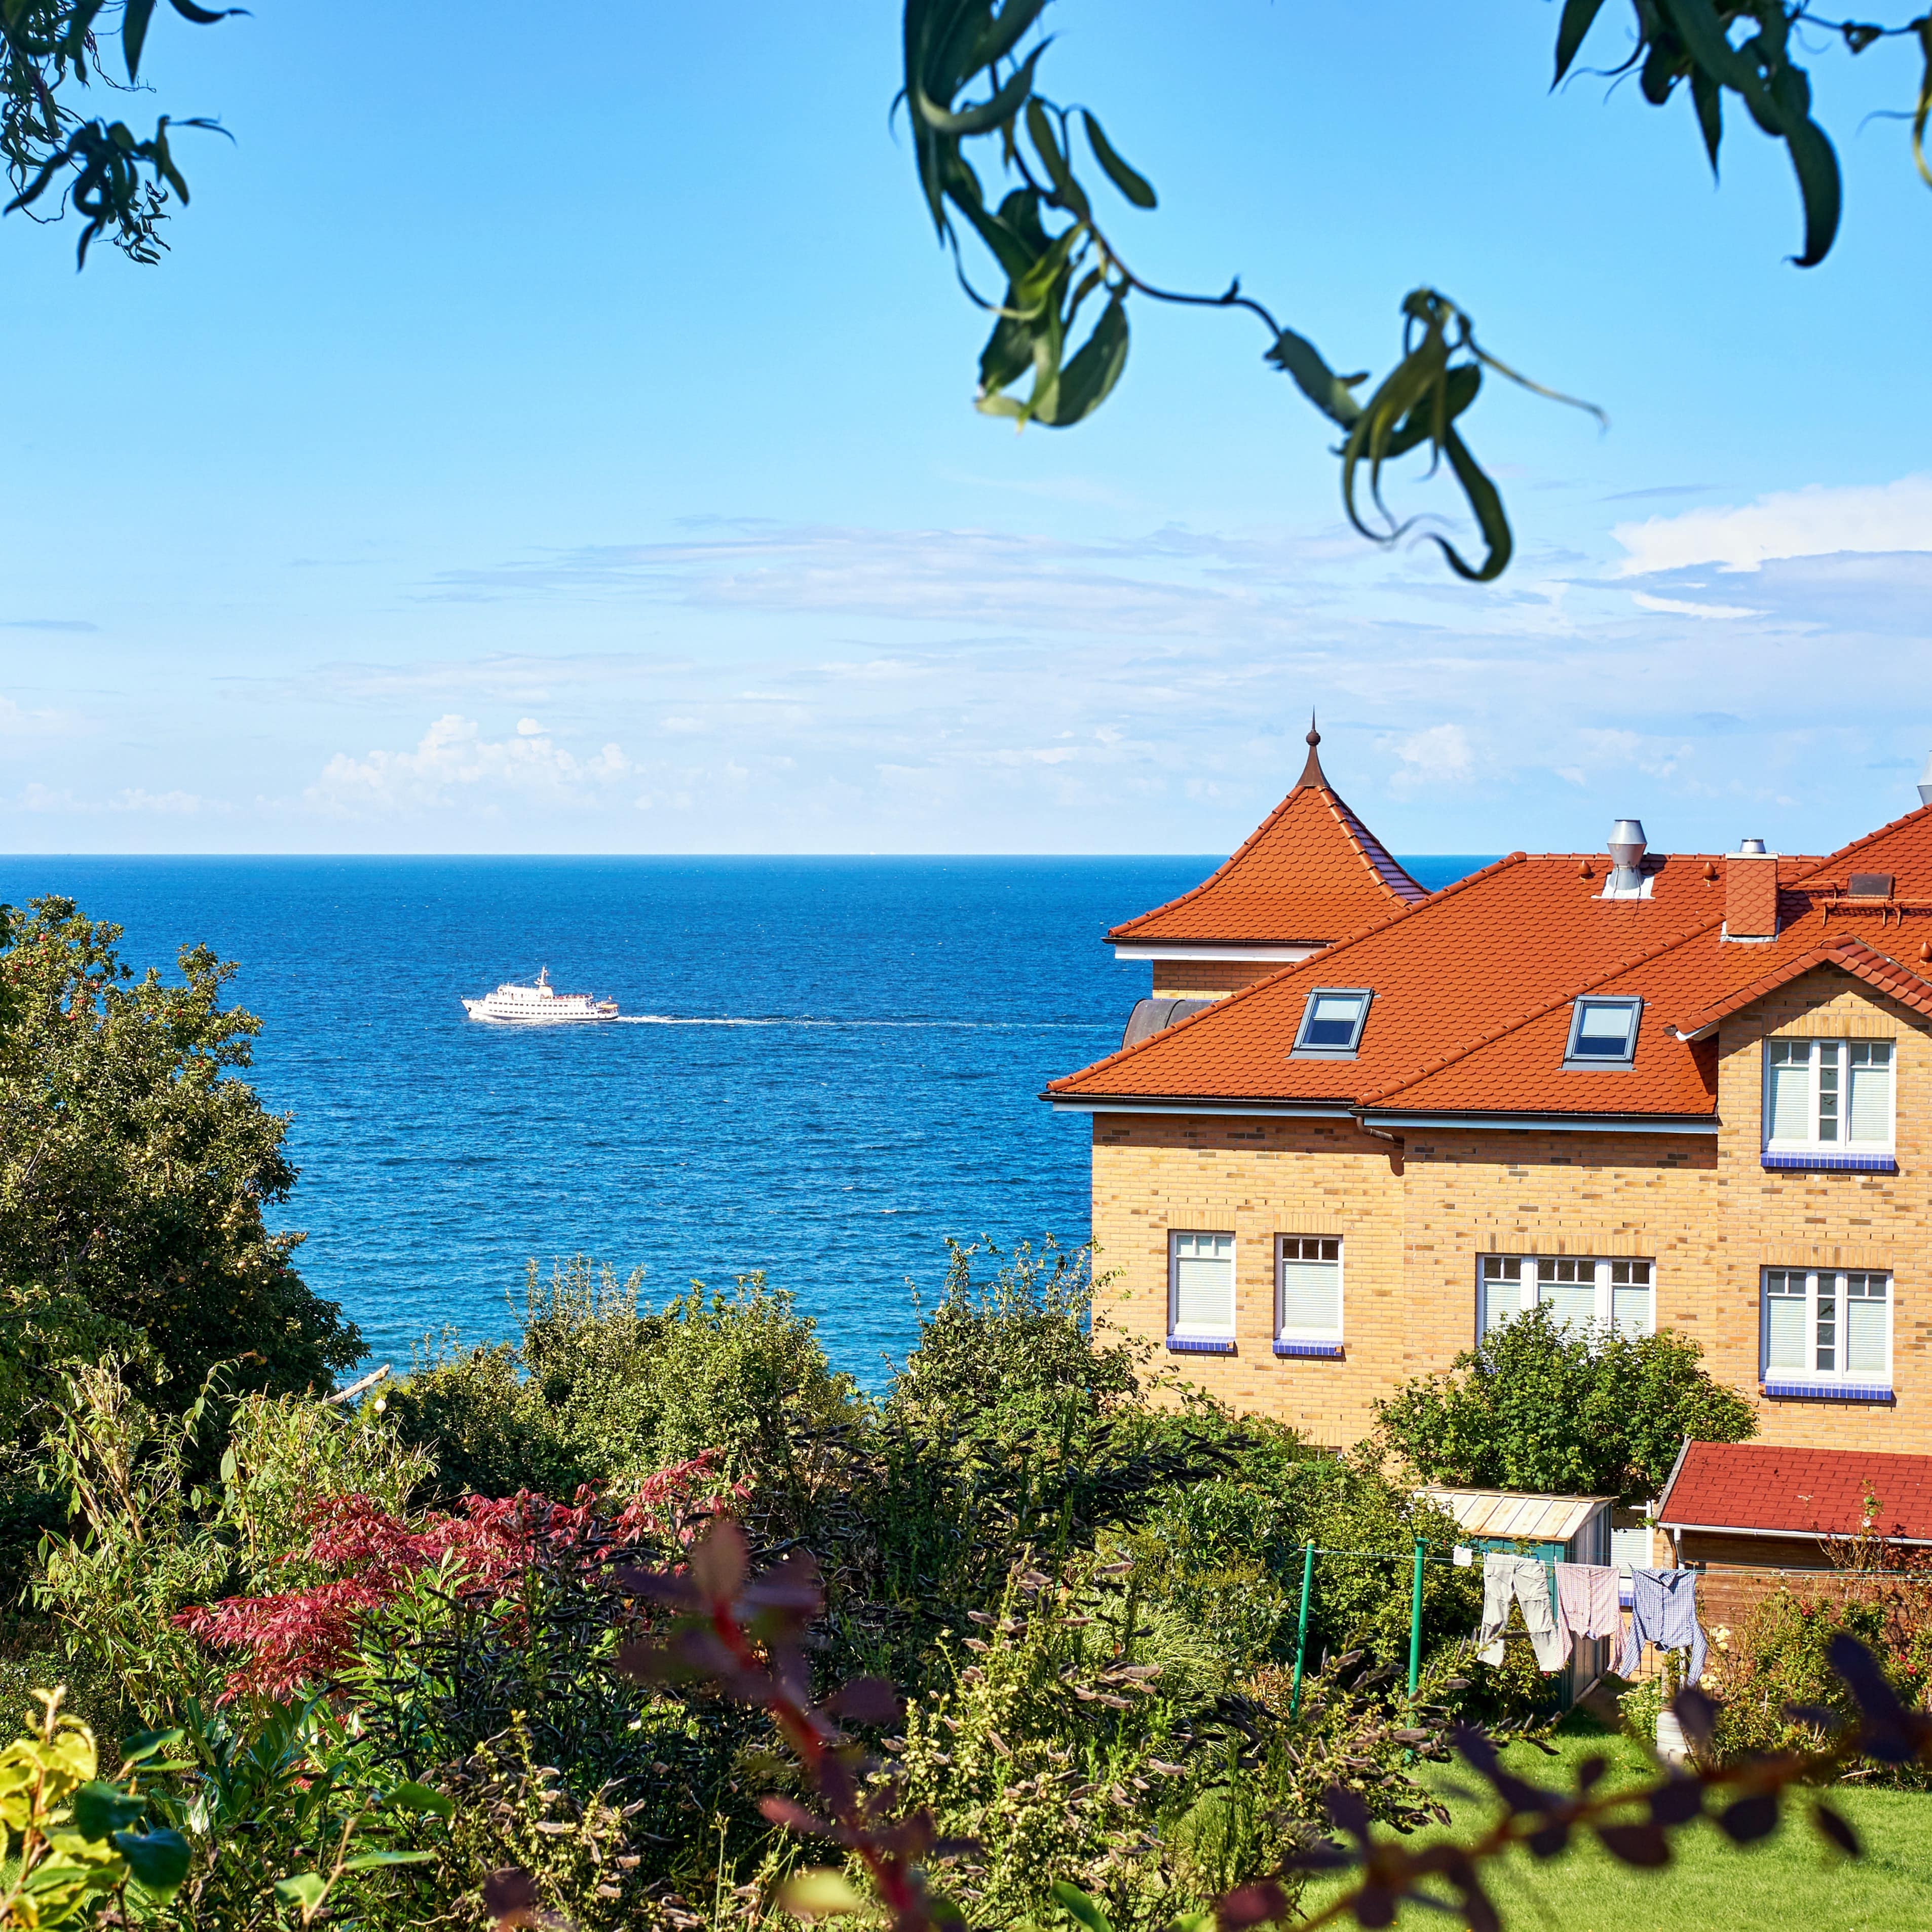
(0, 857, 1490, 1384)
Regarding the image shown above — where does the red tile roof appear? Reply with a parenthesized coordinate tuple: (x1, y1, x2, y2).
(1658, 1441, 1932, 1544)
(1107, 729, 1426, 948)
(1051, 807, 1932, 1115)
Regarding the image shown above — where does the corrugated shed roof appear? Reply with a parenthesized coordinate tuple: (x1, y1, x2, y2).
(1107, 730, 1425, 947)
(1051, 810, 1932, 1115)
(1657, 1442, 1932, 1543)
(1421, 1488, 1613, 1544)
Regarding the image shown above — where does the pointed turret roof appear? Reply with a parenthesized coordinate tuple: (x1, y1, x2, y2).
(1108, 723, 1427, 948)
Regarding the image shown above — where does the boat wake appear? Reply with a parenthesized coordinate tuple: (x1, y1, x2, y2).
(613, 1015, 1106, 1031)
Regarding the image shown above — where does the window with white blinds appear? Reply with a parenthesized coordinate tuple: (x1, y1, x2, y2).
(1762, 1268, 1890, 1384)
(1479, 1254, 1654, 1338)
(1170, 1232, 1235, 1337)
(1763, 1039, 1893, 1152)
(1277, 1236, 1342, 1340)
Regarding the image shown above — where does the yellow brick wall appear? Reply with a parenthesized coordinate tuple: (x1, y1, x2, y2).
(1087, 964, 1932, 1458)
(1151, 959, 1298, 999)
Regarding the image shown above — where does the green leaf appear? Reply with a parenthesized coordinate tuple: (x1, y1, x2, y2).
(971, 0, 1052, 73)
(1427, 427, 1514, 584)
(122, 0, 157, 78)
(915, 43, 1044, 138)
(1552, 0, 1609, 84)
(275, 1873, 330, 1911)
(777, 1869, 866, 1918)
(119, 1728, 186, 1766)
(1779, 109, 1841, 267)
(1688, 67, 1723, 173)
(74, 1781, 147, 1839)
(1264, 328, 1362, 428)
(1050, 1881, 1115, 1932)
(1025, 100, 1088, 218)
(1915, 19, 1932, 190)
(1081, 111, 1156, 208)
(115, 1828, 191, 1897)
(169, 0, 243, 22)
(341, 1850, 438, 1871)
(1034, 296, 1128, 427)
(386, 1780, 455, 1820)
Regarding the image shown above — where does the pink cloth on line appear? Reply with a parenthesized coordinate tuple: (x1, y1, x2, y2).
(1554, 1562, 1621, 1662)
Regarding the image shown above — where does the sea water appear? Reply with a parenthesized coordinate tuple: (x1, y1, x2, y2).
(0, 856, 1490, 1383)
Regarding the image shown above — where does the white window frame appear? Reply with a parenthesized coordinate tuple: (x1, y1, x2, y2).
(1478, 1254, 1655, 1338)
(1291, 987, 1373, 1059)
(1762, 1037, 1895, 1157)
(1563, 996, 1642, 1069)
(1275, 1235, 1343, 1345)
(1168, 1230, 1236, 1340)
(1760, 1266, 1892, 1389)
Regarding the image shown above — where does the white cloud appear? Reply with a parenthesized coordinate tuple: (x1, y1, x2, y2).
(307, 713, 632, 815)
(1614, 475, 1932, 575)
(0, 695, 82, 737)
(1387, 722, 1475, 796)
(1630, 592, 1763, 620)
(515, 716, 544, 736)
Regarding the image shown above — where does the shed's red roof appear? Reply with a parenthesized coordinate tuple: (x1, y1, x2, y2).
(1107, 729, 1425, 948)
(1052, 804, 1932, 1115)
(1658, 1441, 1932, 1543)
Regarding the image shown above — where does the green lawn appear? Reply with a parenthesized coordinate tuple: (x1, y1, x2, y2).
(1299, 1729, 1932, 1931)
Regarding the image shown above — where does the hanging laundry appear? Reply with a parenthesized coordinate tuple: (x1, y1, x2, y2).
(1617, 1567, 1708, 1686)
(1552, 1562, 1620, 1664)
(1474, 1552, 1566, 1673)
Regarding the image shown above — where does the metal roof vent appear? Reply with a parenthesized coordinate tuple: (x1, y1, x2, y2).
(1918, 749, 1932, 807)
(1737, 837, 1767, 854)
(1604, 819, 1648, 898)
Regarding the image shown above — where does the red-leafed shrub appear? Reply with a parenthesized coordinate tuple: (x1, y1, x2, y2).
(177, 1454, 738, 1700)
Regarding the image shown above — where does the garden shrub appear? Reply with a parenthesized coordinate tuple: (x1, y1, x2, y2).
(1703, 1569, 1932, 1782)
(389, 1260, 862, 1501)
(884, 1237, 1146, 1443)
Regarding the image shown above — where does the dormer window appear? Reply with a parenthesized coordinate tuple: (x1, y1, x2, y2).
(1564, 997, 1641, 1067)
(1292, 987, 1372, 1059)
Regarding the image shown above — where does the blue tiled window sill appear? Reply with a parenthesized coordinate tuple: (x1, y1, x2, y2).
(1167, 1335, 1235, 1356)
(1274, 1339, 1344, 1358)
(1761, 1152, 1897, 1173)
(1761, 1379, 1895, 1404)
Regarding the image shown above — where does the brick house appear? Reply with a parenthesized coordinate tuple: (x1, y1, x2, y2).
(1047, 732, 1932, 1458)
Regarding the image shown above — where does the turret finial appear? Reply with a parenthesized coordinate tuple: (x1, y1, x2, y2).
(1296, 710, 1328, 789)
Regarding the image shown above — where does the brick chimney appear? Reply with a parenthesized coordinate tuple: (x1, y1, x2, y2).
(1724, 840, 1778, 941)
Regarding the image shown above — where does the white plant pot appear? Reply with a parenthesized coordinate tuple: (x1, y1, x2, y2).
(1654, 1708, 1688, 1765)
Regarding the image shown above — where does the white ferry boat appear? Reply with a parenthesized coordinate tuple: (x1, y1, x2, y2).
(462, 967, 618, 1025)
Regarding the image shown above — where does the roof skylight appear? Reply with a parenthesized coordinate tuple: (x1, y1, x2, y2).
(1293, 987, 1372, 1059)
(1565, 996, 1642, 1068)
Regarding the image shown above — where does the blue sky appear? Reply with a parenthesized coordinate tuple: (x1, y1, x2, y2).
(4, 1, 1931, 859)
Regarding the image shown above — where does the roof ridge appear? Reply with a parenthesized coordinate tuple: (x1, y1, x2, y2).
(1788, 799, 1932, 883)
(1321, 789, 1426, 902)
(1673, 930, 1932, 1038)
(1051, 852, 1531, 1096)
(1359, 910, 1729, 1106)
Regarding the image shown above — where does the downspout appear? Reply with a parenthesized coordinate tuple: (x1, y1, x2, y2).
(1355, 1114, 1404, 1174)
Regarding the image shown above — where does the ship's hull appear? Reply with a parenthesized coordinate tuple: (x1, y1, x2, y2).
(462, 1000, 618, 1025)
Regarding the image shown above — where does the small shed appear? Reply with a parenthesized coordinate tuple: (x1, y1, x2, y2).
(1655, 1441, 1932, 1628)
(1421, 1486, 1616, 1706)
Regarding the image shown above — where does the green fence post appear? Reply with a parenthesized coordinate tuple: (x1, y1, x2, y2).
(1407, 1539, 1425, 1698)
(1290, 1539, 1316, 1717)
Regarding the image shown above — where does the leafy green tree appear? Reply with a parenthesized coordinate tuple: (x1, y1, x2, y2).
(1371, 1303, 1756, 1505)
(0, 895, 361, 1437)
